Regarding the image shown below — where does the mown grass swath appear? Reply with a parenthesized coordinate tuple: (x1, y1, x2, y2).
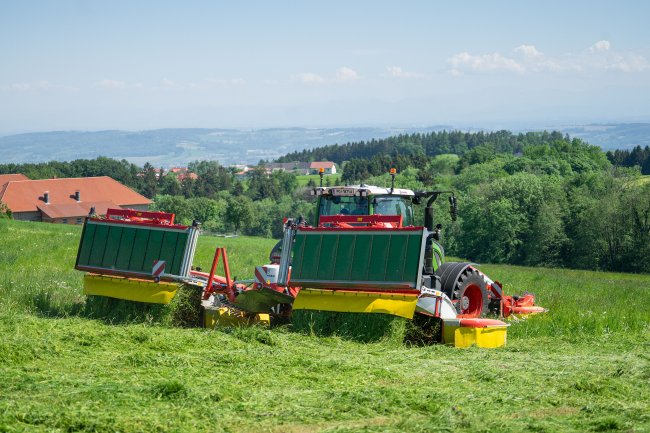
(0, 219, 649, 432)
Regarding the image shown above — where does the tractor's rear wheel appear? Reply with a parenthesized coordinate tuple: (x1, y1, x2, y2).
(436, 263, 490, 317)
(454, 270, 489, 317)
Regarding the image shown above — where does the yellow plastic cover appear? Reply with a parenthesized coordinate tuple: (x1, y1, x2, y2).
(83, 273, 179, 304)
(292, 288, 418, 319)
(442, 320, 508, 348)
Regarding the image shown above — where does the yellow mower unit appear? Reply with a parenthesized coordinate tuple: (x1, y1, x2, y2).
(75, 208, 200, 304)
(442, 318, 508, 348)
(293, 289, 418, 319)
(83, 273, 180, 304)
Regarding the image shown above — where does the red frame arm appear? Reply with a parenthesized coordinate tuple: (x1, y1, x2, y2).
(318, 214, 403, 228)
(106, 208, 176, 225)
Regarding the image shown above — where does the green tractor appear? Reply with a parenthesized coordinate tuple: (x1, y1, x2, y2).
(266, 174, 500, 318)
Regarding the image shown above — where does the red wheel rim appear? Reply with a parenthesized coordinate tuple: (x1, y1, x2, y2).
(460, 284, 483, 316)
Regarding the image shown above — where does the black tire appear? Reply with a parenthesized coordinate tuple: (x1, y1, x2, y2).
(453, 268, 489, 317)
(436, 263, 489, 317)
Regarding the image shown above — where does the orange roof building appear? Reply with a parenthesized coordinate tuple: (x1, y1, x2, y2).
(0, 173, 29, 185)
(168, 167, 198, 181)
(0, 176, 151, 224)
(309, 161, 337, 175)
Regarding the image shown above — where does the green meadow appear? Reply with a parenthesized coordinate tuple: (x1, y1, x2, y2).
(0, 220, 648, 432)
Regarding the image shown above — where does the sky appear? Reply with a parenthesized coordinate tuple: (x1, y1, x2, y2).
(1, 0, 649, 134)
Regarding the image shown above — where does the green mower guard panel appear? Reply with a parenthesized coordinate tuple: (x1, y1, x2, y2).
(289, 226, 427, 292)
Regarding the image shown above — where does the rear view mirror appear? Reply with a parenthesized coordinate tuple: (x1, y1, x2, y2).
(449, 196, 458, 221)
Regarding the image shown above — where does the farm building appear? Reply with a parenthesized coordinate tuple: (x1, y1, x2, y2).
(309, 161, 336, 175)
(0, 175, 151, 224)
(167, 167, 198, 181)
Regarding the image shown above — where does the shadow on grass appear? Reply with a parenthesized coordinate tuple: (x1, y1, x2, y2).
(290, 310, 443, 346)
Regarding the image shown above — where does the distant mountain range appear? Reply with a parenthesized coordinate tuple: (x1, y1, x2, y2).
(550, 123, 650, 151)
(0, 123, 648, 166)
(0, 127, 450, 166)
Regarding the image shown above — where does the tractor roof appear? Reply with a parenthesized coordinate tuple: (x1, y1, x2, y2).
(311, 184, 415, 197)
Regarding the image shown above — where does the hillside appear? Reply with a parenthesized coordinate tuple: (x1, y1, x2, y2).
(0, 220, 648, 432)
(558, 123, 650, 150)
(1, 123, 648, 166)
(0, 126, 449, 166)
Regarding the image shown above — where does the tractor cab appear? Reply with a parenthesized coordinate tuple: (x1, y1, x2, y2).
(268, 183, 429, 264)
(269, 184, 418, 263)
(312, 185, 416, 226)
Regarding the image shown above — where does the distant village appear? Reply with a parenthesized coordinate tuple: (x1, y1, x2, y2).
(0, 161, 337, 224)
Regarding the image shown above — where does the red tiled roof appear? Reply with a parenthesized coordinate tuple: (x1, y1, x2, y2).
(177, 172, 198, 180)
(0, 176, 151, 214)
(310, 161, 335, 169)
(37, 201, 119, 219)
(0, 174, 30, 198)
(0, 174, 29, 186)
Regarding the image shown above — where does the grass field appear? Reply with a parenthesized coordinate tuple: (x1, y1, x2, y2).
(1, 219, 649, 432)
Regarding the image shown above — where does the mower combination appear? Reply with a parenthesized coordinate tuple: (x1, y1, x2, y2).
(75, 171, 546, 348)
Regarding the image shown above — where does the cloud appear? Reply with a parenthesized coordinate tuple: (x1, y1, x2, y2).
(448, 52, 525, 75)
(448, 40, 648, 75)
(295, 72, 326, 83)
(0, 80, 79, 92)
(514, 45, 580, 72)
(514, 44, 542, 58)
(188, 82, 206, 90)
(95, 79, 126, 89)
(335, 66, 359, 81)
(206, 77, 246, 86)
(294, 67, 361, 84)
(586, 41, 649, 72)
(10, 80, 51, 91)
(590, 40, 611, 52)
(385, 66, 424, 78)
(162, 78, 175, 86)
(606, 53, 650, 72)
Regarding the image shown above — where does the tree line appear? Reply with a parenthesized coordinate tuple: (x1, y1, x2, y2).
(346, 139, 649, 273)
(606, 145, 650, 174)
(277, 130, 570, 164)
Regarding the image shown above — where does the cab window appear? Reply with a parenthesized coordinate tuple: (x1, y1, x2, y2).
(318, 195, 369, 217)
(373, 196, 414, 226)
